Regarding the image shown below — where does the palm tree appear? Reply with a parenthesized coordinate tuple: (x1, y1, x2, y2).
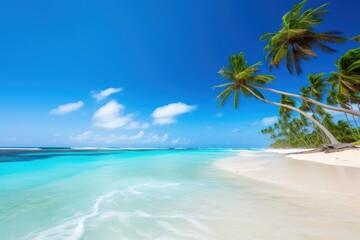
(260, 0, 346, 75)
(328, 48, 360, 99)
(279, 95, 311, 147)
(326, 89, 357, 135)
(250, 82, 360, 117)
(307, 73, 327, 101)
(329, 47, 360, 132)
(279, 95, 296, 119)
(213, 52, 340, 144)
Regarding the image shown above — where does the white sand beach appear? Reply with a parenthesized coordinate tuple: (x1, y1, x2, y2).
(286, 148, 360, 168)
(214, 149, 360, 196)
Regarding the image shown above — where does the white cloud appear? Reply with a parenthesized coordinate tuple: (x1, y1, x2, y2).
(172, 138, 181, 144)
(92, 87, 123, 101)
(92, 100, 149, 129)
(261, 116, 279, 125)
(146, 133, 169, 143)
(252, 116, 279, 126)
(93, 100, 132, 129)
(125, 121, 150, 129)
(152, 102, 197, 125)
(50, 101, 84, 115)
(69, 130, 173, 145)
(70, 131, 93, 141)
(171, 138, 192, 145)
(130, 130, 145, 141)
(216, 112, 223, 118)
(70, 130, 145, 144)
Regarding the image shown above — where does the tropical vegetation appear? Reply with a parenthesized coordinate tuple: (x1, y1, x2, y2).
(260, 0, 346, 75)
(214, 0, 360, 148)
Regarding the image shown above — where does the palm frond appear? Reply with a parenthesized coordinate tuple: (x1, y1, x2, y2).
(260, 32, 276, 41)
(216, 87, 234, 107)
(212, 82, 234, 89)
(261, 1, 346, 75)
(250, 74, 276, 85)
(247, 86, 265, 100)
(218, 68, 236, 80)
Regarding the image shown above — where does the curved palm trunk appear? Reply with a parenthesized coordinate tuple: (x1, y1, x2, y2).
(250, 84, 360, 118)
(244, 86, 340, 145)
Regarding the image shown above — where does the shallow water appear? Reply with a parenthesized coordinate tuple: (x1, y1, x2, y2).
(0, 149, 359, 239)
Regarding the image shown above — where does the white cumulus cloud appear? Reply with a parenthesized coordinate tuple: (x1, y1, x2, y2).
(50, 101, 84, 115)
(92, 87, 123, 101)
(152, 102, 197, 125)
(93, 100, 132, 129)
(93, 100, 148, 129)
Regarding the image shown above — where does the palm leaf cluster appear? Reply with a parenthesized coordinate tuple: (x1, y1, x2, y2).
(214, 52, 275, 109)
(263, 68, 360, 147)
(260, 0, 346, 75)
(213, 0, 360, 147)
(328, 48, 360, 108)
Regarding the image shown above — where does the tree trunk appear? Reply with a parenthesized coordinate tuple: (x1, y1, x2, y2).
(251, 84, 360, 117)
(244, 86, 340, 145)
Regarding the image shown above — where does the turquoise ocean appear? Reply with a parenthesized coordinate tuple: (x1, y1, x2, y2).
(0, 149, 359, 240)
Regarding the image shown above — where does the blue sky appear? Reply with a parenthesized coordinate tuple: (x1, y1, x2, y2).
(0, 0, 359, 148)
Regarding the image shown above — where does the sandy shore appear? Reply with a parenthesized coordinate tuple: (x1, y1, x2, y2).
(214, 149, 360, 196)
(265, 148, 360, 168)
(286, 148, 360, 168)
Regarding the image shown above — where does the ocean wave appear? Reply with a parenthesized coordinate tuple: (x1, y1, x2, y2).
(20, 191, 116, 240)
(20, 181, 182, 240)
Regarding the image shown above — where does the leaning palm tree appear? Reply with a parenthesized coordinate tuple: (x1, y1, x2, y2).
(260, 0, 346, 75)
(213, 52, 340, 144)
(329, 47, 360, 131)
(251, 78, 360, 117)
(328, 47, 360, 99)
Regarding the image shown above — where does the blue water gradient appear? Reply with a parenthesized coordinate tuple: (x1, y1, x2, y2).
(0, 149, 359, 239)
